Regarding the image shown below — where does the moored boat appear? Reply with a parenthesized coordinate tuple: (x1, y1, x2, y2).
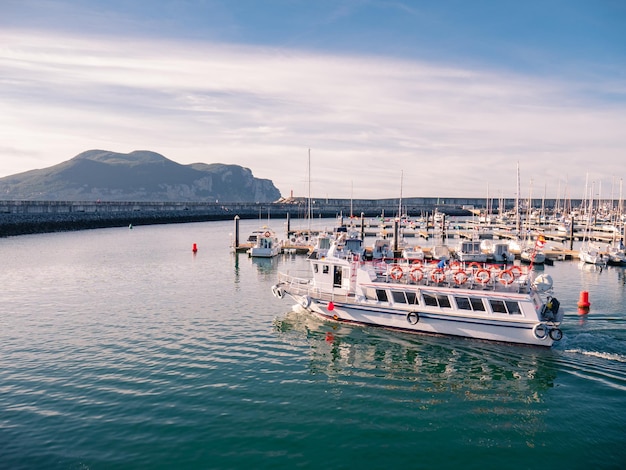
(247, 227, 282, 258)
(272, 246, 564, 347)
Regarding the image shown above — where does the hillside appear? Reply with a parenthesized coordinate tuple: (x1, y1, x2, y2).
(0, 150, 281, 202)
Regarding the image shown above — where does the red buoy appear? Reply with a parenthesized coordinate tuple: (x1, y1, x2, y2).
(192, 243, 198, 253)
(577, 290, 590, 315)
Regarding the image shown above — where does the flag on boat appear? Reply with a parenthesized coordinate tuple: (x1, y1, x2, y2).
(535, 235, 546, 249)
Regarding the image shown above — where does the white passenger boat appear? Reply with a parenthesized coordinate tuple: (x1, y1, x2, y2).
(271, 245, 564, 347)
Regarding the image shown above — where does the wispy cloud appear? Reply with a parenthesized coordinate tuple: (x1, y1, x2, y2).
(1, 28, 625, 198)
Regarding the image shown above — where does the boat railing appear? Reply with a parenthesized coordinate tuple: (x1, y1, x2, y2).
(378, 260, 532, 292)
(276, 272, 353, 303)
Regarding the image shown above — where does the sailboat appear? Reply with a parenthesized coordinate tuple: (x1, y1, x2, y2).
(509, 164, 546, 264)
(578, 180, 608, 266)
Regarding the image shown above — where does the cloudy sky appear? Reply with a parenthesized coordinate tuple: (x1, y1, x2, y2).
(1, 1, 625, 200)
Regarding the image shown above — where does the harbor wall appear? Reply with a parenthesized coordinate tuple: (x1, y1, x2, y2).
(0, 197, 601, 237)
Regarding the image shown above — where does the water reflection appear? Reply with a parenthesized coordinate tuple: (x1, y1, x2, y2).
(274, 309, 557, 403)
(249, 255, 278, 275)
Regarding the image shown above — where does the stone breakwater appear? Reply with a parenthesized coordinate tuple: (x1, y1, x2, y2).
(0, 199, 477, 237)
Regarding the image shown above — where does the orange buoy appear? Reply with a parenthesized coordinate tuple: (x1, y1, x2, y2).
(192, 243, 198, 253)
(577, 290, 590, 315)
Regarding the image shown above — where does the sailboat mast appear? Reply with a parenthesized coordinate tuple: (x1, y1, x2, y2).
(307, 149, 312, 233)
(399, 170, 403, 218)
(515, 162, 520, 233)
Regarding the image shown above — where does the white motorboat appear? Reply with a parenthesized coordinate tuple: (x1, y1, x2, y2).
(272, 249, 564, 347)
(247, 228, 282, 258)
(454, 240, 487, 263)
(401, 245, 425, 262)
(481, 240, 515, 263)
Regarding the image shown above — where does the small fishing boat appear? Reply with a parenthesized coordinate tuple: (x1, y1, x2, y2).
(271, 244, 564, 347)
(247, 228, 282, 258)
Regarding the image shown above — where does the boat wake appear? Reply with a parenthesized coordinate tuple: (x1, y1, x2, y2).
(564, 348, 626, 363)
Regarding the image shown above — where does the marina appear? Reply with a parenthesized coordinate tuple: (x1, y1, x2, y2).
(231, 212, 625, 264)
(0, 218, 625, 469)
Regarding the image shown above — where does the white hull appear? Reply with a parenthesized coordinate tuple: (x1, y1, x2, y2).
(302, 295, 557, 347)
(248, 246, 281, 258)
(578, 248, 607, 266)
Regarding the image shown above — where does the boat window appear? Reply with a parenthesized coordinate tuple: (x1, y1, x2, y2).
(489, 300, 508, 314)
(423, 293, 438, 307)
(455, 296, 486, 311)
(470, 298, 486, 311)
(323, 265, 329, 274)
(455, 297, 472, 310)
(376, 289, 388, 302)
(505, 301, 521, 315)
(391, 291, 407, 303)
(437, 294, 452, 309)
(405, 291, 419, 305)
(313, 264, 319, 273)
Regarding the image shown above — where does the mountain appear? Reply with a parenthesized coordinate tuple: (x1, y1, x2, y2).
(0, 150, 281, 202)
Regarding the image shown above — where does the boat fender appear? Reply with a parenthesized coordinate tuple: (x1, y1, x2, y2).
(498, 269, 515, 286)
(549, 328, 563, 341)
(532, 323, 548, 340)
(272, 285, 284, 299)
(299, 295, 311, 309)
(407, 312, 420, 325)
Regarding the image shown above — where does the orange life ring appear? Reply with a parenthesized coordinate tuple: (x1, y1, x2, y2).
(498, 269, 515, 286)
(390, 265, 404, 281)
(450, 261, 462, 271)
(509, 266, 523, 278)
(453, 270, 468, 285)
(475, 269, 491, 284)
(409, 267, 424, 282)
(431, 268, 446, 284)
(468, 261, 482, 271)
(264, 231, 271, 238)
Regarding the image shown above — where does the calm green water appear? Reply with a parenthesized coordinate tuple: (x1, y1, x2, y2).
(1, 219, 625, 469)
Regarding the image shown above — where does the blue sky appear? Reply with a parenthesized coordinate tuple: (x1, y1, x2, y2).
(1, 1, 625, 199)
